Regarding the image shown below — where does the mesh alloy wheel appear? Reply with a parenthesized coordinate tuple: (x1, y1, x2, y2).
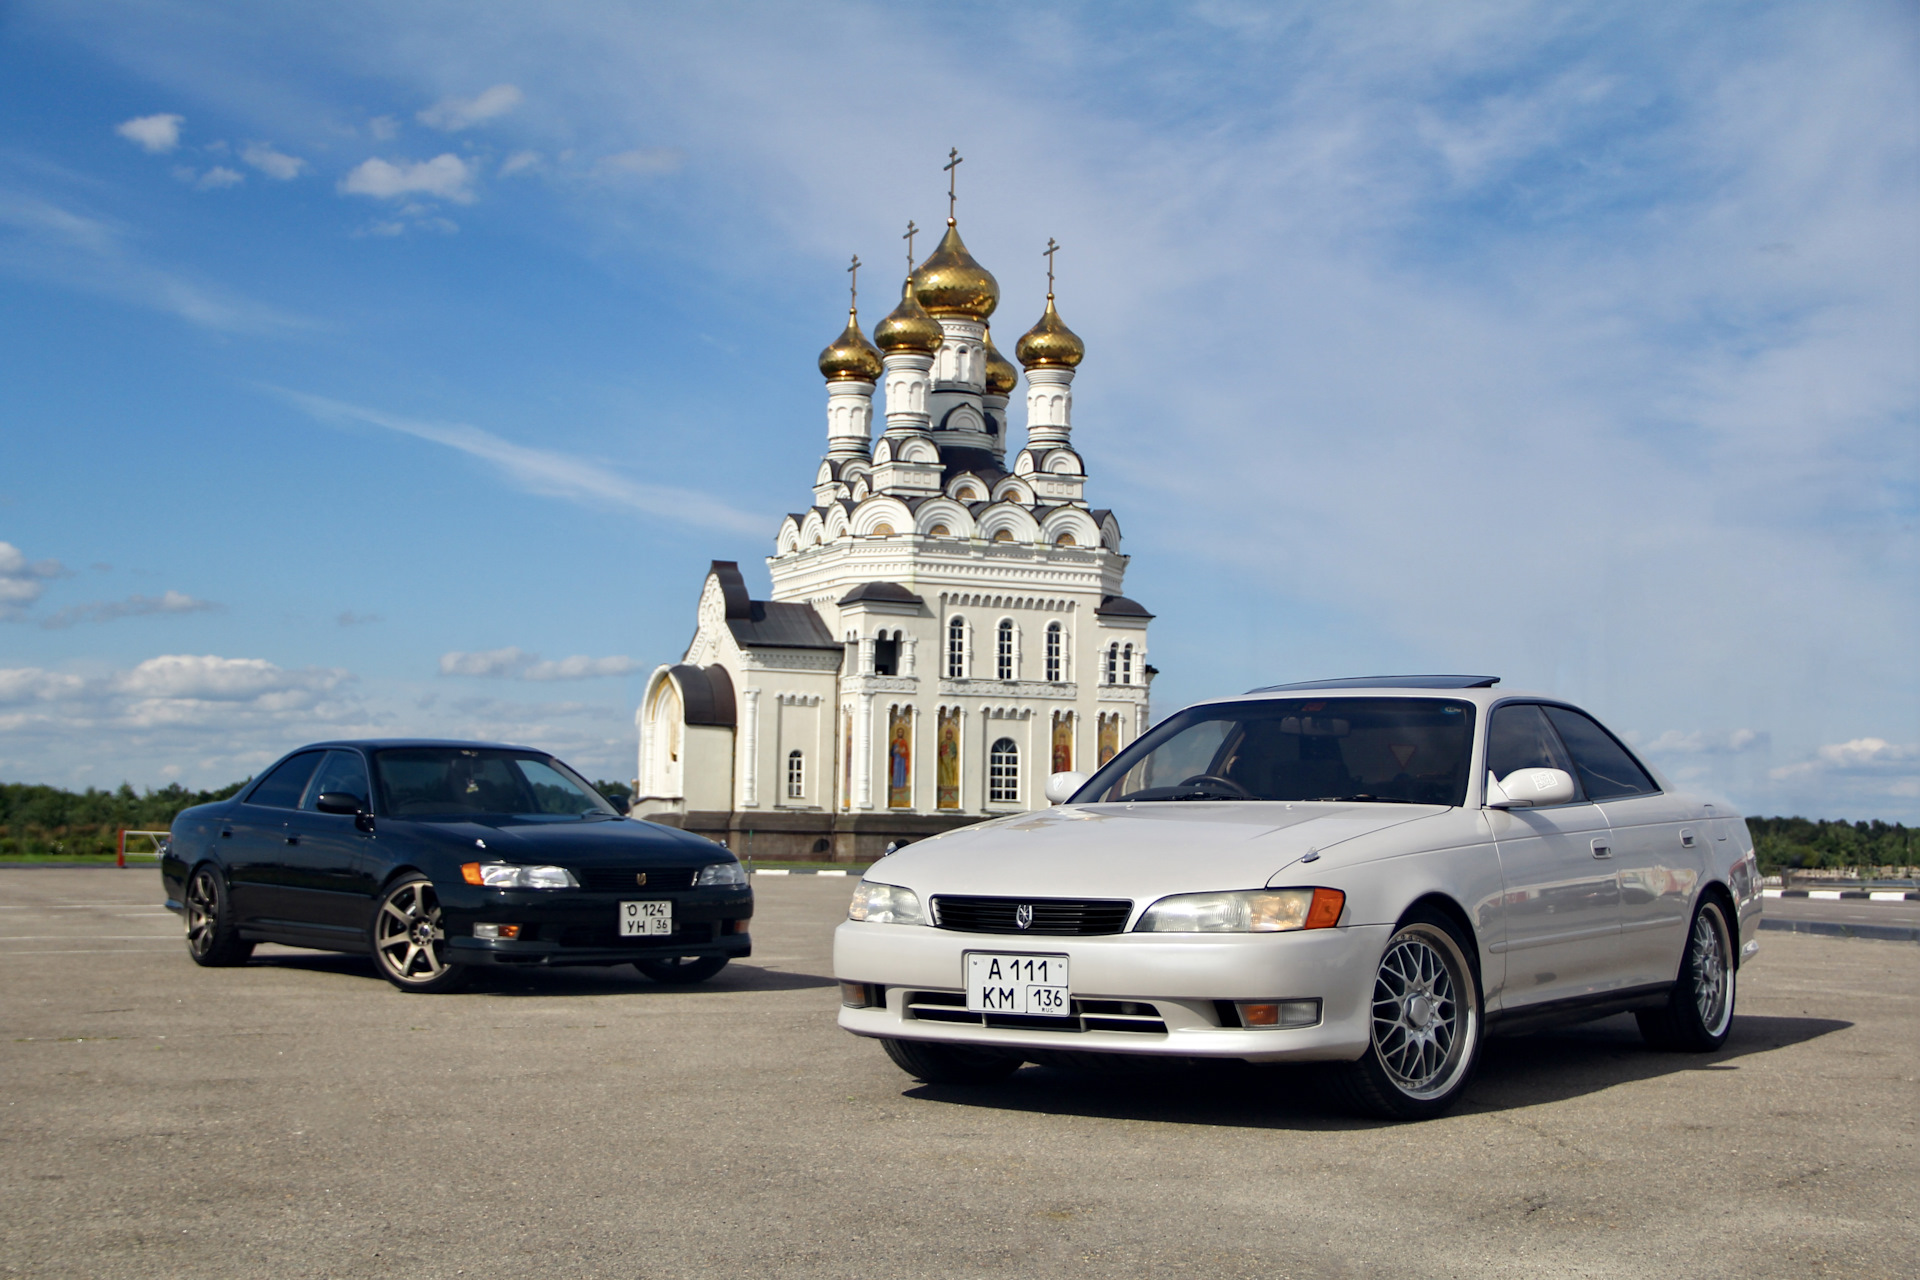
(1329, 909, 1482, 1120)
(372, 877, 468, 993)
(1637, 898, 1736, 1052)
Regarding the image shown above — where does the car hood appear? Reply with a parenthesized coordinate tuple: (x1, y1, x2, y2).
(873, 802, 1447, 904)
(391, 816, 727, 866)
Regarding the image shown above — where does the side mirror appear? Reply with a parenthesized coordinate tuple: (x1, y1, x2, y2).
(1487, 768, 1575, 809)
(1045, 771, 1089, 805)
(315, 792, 367, 816)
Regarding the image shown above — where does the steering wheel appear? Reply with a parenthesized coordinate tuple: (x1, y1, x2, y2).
(1177, 773, 1253, 799)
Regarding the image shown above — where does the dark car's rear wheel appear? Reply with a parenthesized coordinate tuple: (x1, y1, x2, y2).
(1637, 898, 1735, 1052)
(371, 876, 469, 993)
(881, 1038, 1023, 1085)
(185, 865, 253, 967)
(1328, 907, 1483, 1120)
(632, 955, 729, 984)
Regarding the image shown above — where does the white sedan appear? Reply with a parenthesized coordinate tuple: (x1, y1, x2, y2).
(834, 676, 1763, 1119)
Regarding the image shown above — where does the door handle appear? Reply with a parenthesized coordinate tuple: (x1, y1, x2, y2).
(220, 829, 233, 838)
(1591, 838, 1613, 859)
(1680, 828, 1696, 848)
(284, 835, 300, 846)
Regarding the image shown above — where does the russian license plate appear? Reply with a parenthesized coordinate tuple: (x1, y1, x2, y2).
(620, 900, 672, 937)
(965, 952, 1071, 1015)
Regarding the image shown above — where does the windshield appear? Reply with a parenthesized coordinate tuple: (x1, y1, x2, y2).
(371, 748, 620, 820)
(1076, 697, 1476, 805)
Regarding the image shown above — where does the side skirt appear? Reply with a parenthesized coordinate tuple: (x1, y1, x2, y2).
(1487, 983, 1673, 1036)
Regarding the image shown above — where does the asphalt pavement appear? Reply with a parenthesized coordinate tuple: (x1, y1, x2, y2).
(2, 867, 1914, 1279)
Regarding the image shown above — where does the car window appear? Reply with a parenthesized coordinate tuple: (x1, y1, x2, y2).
(517, 758, 611, 816)
(371, 747, 619, 820)
(1081, 698, 1475, 805)
(1542, 706, 1657, 800)
(302, 750, 371, 811)
(246, 751, 324, 809)
(1486, 704, 1579, 791)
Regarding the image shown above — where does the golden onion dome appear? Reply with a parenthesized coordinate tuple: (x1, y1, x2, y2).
(911, 219, 999, 320)
(1015, 294, 1085, 369)
(817, 309, 882, 383)
(982, 327, 1018, 395)
(873, 277, 944, 354)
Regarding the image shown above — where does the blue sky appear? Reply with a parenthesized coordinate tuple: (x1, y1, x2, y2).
(1, 1, 1915, 820)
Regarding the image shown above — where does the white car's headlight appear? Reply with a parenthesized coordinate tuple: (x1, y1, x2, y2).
(1135, 887, 1345, 933)
(695, 861, 748, 888)
(460, 862, 579, 889)
(847, 879, 926, 925)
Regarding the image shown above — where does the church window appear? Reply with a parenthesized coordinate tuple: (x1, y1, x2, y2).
(928, 524, 950, 538)
(1104, 643, 1118, 685)
(997, 619, 1015, 681)
(1121, 644, 1134, 685)
(1045, 622, 1064, 683)
(991, 529, 1014, 543)
(873, 633, 899, 676)
(786, 750, 805, 800)
(1053, 532, 1076, 548)
(871, 523, 894, 537)
(990, 737, 1019, 803)
(956, 486, 979, 501)
(946, 617, 966, 678)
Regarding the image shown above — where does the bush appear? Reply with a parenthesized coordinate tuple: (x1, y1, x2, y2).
(1748, 816, 1917, 876)
(0, 780, 247, 859)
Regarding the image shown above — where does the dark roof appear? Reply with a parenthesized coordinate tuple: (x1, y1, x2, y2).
(1247, 675, 1501, 693)
(837, 581, 923, 607)
(705, 560, 839, 649)
(668, 664, 737, 726)
(1095, 595, 1154, 619)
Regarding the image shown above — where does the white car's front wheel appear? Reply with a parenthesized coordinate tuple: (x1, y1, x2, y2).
(1330, 908, 1483, 1120)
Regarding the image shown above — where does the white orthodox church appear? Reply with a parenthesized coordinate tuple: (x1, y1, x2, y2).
(633, 200, 1154, 859)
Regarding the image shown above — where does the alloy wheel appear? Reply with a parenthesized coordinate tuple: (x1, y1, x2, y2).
(185, 869, 219, 957)
(1370, 927, 1466, 1098)
(375, 880, 450, 983)
(1688, 908, 1730, 1033)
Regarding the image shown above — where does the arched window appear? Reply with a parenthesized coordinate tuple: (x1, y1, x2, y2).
(870, 522, 893, 537)
(997, 619, 1015, 681)
(947, 616, 966, 678)
(1053, 532, 1076, 547)
(1045, 622, 1064, 683)
(989, 737, 1019, 803)
(1104, 643, 1118, 685)
(928, 523, 950, 538)
(786, 749, 805, 799)
(991, 528, 1014, 543)
(1121, 643, 1134, 685)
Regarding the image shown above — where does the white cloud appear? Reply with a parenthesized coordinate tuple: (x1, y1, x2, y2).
(368, 115, 399, 141)
(196, 166, 244, 190)
(594, 147, 682, 178)
(1767, 739, 1920, 808)
(273, 388, 764, 534)
(0, 542, 65, 620)
(39, 590, 222, 629)
(498, 149, 541, 177)
(339, 153, 475, 203)
(417, 83, 523, 131)
(115, 113, 183, 153)
(1638, 729, 1768, 756)
(439, 648, 641, 681)
(240, 142, 305, 180)
(115, 653, 345, 702)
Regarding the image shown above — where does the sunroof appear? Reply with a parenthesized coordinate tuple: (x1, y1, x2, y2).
(1246, 675, 1501, 693)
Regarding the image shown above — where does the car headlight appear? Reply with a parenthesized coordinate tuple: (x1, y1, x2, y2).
(695, 861, 748, 887)
(847, 879, 926, 925)
(1134, 887, 1345, 932)
(460, 862, 580, 889)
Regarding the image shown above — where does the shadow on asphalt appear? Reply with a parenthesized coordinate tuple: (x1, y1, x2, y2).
(249, 951, 837, 996)
(898, 1012, 1852, 1129)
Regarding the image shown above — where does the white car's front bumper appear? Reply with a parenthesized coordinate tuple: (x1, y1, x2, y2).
(833, 920, 1389, 1063)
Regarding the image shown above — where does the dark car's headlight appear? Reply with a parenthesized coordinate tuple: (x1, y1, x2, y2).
(1135, 888, 1344, 932)
(695, 862, 748, 888)
(460, 862, 580, 889)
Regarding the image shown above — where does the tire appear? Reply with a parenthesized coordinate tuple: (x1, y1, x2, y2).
(184, 865, 254, 967)
(632, 954, 730, 984)
(1637, 898, 1735, 1052)
(880, 1038, 1023, 1085)
(370, 876, 469, 993)
(1328, 907, 1483, 1121)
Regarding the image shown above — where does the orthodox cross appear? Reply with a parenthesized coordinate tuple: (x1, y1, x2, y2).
(943, 147, 963, 221)
(1043, 237, 1060, 296)
(902, 220, 919, 271)
(847, 254, 860, 310)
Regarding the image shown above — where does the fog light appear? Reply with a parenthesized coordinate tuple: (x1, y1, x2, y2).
(840, 981, 878, 1008)
(473, 923, 521, 940)
(1236, 999, 1320, 1029)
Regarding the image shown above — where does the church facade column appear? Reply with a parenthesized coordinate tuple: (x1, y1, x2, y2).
(856, 691, 875, 810)
(739, 686, 761, 808)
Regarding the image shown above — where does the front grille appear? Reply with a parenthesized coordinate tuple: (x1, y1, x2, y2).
(903, 990, 1167, 1035)
(551, 920, 715, 948)
(577, 867, 698, 892)
(930, 896, 1133, 936)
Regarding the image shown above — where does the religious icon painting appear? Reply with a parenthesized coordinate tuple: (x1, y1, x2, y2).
(936, 707, 960, 810)
(887, 707, 913, 809)
(1052, 711, 1074, 774)
(1098, 712, 1120, 767)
